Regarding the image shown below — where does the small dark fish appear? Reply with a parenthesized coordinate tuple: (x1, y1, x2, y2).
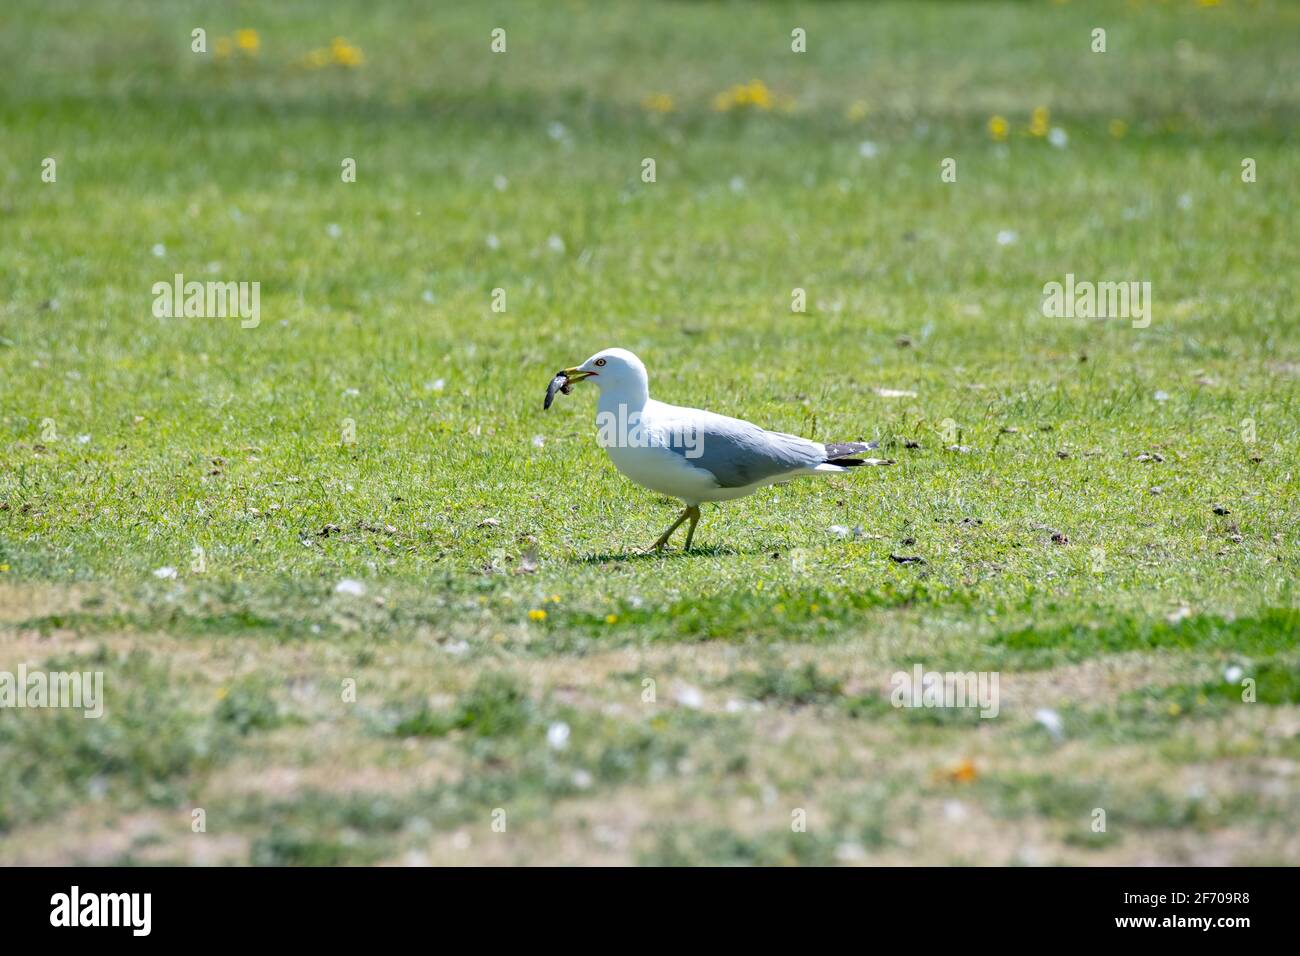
(544, 372, 573, 410)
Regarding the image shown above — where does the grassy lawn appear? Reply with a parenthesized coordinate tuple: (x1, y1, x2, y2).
(1, 0, 1297, 864)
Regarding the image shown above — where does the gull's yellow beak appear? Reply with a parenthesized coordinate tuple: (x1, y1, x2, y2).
(561, 366, 596, 382)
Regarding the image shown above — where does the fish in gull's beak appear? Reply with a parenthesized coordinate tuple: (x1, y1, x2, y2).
(544, 366, 595, 410)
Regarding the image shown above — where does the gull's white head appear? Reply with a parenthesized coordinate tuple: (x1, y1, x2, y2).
(561, 347, 648, 396)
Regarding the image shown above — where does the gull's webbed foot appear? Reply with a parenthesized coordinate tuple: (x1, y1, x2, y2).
(638, 505, 694, 554)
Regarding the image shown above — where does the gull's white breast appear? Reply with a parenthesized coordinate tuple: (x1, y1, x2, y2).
(602, 433, 719, 503)
(596, 398, 719, 504)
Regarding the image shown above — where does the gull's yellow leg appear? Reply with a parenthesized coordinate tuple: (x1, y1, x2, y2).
(681, 506, 702, 551)
(643, 507, 691, 552)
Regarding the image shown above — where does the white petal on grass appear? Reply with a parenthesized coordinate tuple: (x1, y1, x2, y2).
(493, 175, 509, 191)
(1048, 127, 1068, 148)
(1034, 708, 1065, 740)
(151, 243, 166, 257)
(485, 234, 500, 250)
(874, 387, 917, 398)
(547, 234, 566, 254)
(153, 566, 178, 579)
(326, 223, 342, 238)
(858, 140, 880, 158)
(335, 578, 366, 597)
(673, 683, 704, 710)
(1224, 665, 1244, 684)
(996, 229, 1018, 246)
(834, 842, 867, 862)
(1154, 390, 1170, 402)
(546, 721, 571, 750)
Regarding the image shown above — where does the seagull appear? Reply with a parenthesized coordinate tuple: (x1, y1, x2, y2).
(548, 348, 893, 552)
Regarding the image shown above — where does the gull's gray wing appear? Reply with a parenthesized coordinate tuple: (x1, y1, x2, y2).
(658, 409, 824, 489)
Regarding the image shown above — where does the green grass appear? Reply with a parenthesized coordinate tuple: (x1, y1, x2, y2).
(0, 0, 1297, 864)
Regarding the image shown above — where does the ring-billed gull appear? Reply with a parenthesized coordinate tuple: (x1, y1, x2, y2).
(546, 348, 893, 552)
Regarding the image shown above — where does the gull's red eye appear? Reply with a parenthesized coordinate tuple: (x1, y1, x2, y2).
(594, 358, 607, 367)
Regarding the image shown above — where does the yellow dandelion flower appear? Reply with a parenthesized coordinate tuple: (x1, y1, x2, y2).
(745, 79, 773, 110)
(987, 115, 1009, 142)
(1029, 106, 1050, 137)
(330, 37, 365, 67)
(0, 564, 10, 572)
(641, 93, 675, 114)
(235, 29, 260, 55)
(605, 613, 618, 625)
(846, 100, 869, 122)
(713, 80, 779, 113)
(528, 608, 547, 622)
(548, 594, 560, 604)
(1108, 118, 1128, 138)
